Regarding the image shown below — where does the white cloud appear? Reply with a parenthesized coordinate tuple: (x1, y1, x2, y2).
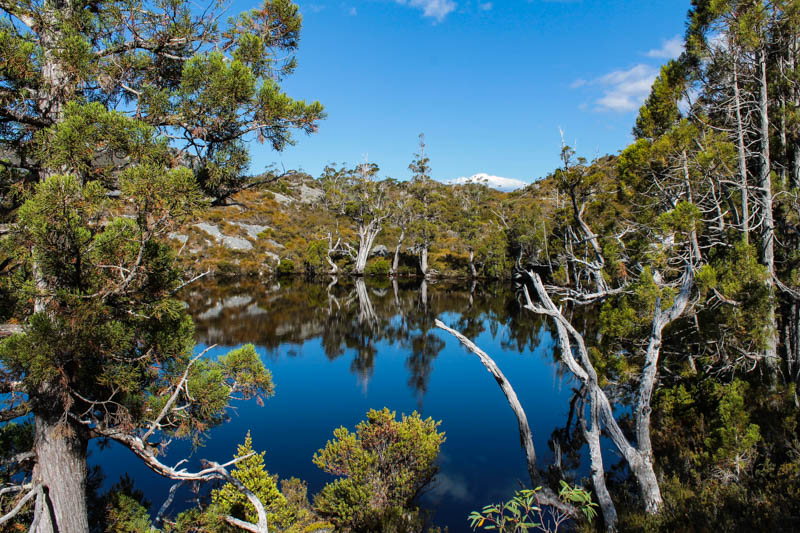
(591, 64, 658, 112)
(348, 6, 357, 15)
(645, 35, 684, 59)
(569, 78, 587, 89)
(395, 0, 457, 22)
(427, 472, 471, 502)
(479, 2, 493, 10)
(444, 173, 528, 192)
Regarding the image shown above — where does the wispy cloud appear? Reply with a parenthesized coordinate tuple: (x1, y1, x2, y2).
(592, 64, 658, 112)
(645, 35, 684, 59)
(427, 472, 471, 502)
(348, 6, 357, 15)
(395, 0, 457, 22)
(479, 2, 493, 10)
(569, 78, 587, 89)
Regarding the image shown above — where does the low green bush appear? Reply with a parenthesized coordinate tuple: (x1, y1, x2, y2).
(365, 258, 390, 277)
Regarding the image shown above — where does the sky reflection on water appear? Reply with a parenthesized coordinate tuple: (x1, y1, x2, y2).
(94, 277, 586, 529)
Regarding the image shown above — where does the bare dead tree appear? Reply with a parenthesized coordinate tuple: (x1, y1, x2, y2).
(434, 319, 580, 520)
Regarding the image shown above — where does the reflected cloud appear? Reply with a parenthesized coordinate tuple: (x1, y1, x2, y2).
(428, 472, 471, 502)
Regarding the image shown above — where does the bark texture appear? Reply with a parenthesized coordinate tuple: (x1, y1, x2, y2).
(32, 415, 89, 533)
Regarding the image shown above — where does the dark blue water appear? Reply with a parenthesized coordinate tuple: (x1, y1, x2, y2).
(93, 278, 589, 529)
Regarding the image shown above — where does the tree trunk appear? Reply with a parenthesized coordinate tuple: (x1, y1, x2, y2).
(525, 270, 678, 515)
(628, 455, 663, 515)
(33, 29, 88, 527)
(733, 56, 750, 241)
(435, 320, 539, 486)
(469, 248, 478, 278)
(582, 389, 617, 531)
(792, 36, 800, 190)
(32, 413, 89, 533)
(390, 229, 405, 276)
(419, 245, 429, 277)
(758, 47, 779, 380)
(354, 222, 380, 276)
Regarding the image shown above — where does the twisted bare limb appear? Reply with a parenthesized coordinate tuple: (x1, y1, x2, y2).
(434, 319, 579, 518)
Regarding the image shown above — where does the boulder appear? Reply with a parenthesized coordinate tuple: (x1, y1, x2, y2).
(194, 223, 253, 251)
(370, 244, 390, 257)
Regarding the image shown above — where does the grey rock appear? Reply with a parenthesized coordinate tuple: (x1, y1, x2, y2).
(194, 222, 253, 251)
(297, 184, 324, 204)
(245, 303, 268, 316)
(370, 244, 390, 257)
(270, 192, 294, 205)
(168, 232, 188, 244)
(233, 222, 271, 240)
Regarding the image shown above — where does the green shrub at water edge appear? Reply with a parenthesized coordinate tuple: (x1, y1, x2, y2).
(277, 259, 296, 276)
(365, 258, 390, 277)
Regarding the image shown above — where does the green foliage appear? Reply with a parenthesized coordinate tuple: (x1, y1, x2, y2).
(633, 60, 687, 140)
(468, 482, 597, 533)
(312, 408, 445, 532)
(706, 379, 761, 474)
(599, 267, 661, 341)
(211, 432, 290, 527)
(657, 201, 702, 236)
(700, 239, 773, 355)
(303, 240, 328, 275)
(475, 225, 511, 279)
(277, 259, 296, 276)
(105, 493, 155, 533)
(364, 258, 390, 277)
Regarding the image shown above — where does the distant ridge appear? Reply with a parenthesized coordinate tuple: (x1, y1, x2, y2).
(443, 173, 529, 192)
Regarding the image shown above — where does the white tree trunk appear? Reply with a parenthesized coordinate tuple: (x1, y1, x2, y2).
(419, 245, 429, 276)
(733, 57, 750, 240)
(581, 388, 617, 531)
(523, 270, 694, 516)
(391, 229, 405, 276)
(469, 248, 478, 278)
(759, 47, 779, 380)
(354, 222, 381, 275)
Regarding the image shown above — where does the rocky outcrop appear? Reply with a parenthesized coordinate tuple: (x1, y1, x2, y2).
(370, 244, 389, 257)
(194, 223, 253, 251)
(232, 222, 271, 240)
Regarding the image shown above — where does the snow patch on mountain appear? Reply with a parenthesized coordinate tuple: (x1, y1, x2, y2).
(444, 173, 529, 192)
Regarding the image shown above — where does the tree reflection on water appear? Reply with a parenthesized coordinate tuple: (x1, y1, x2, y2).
(183, 276, 551, 399)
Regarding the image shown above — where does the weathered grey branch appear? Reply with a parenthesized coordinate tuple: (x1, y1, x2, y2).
(524, 270, 676, 515)
(0, 485, 37, 525)
(435, 319, 538, 484)
(579, 388, 618, 532)
(434, 319, 579, 518)
(142, 345, 215, 442)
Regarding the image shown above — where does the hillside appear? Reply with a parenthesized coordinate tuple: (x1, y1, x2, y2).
(173, 171, 558, 279)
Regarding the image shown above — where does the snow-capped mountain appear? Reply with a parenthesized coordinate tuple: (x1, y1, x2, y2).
(443, 173, 528, 192)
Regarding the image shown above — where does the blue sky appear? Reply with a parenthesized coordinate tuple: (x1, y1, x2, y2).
(241, 0, 692, 183)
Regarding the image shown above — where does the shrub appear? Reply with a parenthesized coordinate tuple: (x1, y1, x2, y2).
(312, 408, 445, 532)
(364, 258, 390, 277)
(277, 259, 295, 276)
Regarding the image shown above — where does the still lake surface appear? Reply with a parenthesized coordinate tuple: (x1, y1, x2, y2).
(96, 277, 588, 528)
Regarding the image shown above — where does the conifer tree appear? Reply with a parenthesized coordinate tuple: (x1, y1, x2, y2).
(407, 134, 440, 277)
(0, 0, 322, 530)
